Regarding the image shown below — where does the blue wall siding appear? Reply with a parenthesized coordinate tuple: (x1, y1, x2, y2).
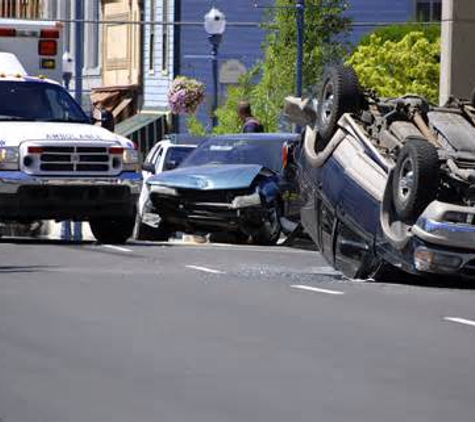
(348, 0, 414, 41)
(143, 0, 175, 110)
(179, 0, 266, 131)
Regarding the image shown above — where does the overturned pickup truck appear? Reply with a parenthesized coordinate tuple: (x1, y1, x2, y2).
(286, 66, 475, 280)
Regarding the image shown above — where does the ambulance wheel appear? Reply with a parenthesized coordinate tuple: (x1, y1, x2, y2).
(90, 217, 135, 244)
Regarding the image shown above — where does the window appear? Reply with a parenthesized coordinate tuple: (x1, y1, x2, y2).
(85, 0, 100, 69)
(0, 81, 88, 123)
(161, 0, 169, 74)
(0, 0, 41, 18)
(415, 0, 441, 22)
(163, 147, 195, 171)
(149, 0, 156, 72)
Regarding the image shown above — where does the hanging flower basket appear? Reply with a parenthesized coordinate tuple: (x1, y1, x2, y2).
(168, 76, 206, 115)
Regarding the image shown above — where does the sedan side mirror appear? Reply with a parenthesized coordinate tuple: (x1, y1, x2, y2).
(142, 162, 156, 174)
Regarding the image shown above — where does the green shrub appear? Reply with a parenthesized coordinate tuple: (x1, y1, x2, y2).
(348, 29, 440, 103)
(358, 23, 440, 46)
(186, 114, 207, 136)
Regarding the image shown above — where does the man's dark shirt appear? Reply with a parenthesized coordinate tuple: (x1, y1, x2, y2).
(242, 117, 264, 133)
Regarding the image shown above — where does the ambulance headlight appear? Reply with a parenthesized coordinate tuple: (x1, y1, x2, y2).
(0, 147, 19, 170)
(123, 148, 139, 171)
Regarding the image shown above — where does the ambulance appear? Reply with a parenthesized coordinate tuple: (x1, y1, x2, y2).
(0, 18, 64, 82)
(0, 23, 141, 244)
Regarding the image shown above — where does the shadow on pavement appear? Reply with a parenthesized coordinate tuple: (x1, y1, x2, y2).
(0, 265, 55, 274)
(370, 269, 475, 291)
(0, 237, 95, 246)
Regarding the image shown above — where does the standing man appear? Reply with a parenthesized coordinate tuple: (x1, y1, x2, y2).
(238, 101, 264, 133)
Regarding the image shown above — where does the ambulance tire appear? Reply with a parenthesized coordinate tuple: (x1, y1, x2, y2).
(90, 217, 135, 244)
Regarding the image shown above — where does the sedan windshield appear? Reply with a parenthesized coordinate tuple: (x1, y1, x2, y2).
(180, 138, 285, 173)
(0, 81, 89, 123)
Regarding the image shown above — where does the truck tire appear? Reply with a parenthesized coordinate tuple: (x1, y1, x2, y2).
(392, 139, 439, 223)
(317, 65, 362, 144)
(90, 217, 135, 244)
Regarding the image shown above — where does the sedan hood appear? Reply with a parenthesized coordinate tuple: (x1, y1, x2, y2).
(147, 164, 264, 190)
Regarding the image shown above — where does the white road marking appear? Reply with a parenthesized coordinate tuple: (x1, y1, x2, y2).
(186, 265, 226, 275)
(291, 284, 345, 296)
(443, 317, 475, 328)
(102, 245, 133, 253)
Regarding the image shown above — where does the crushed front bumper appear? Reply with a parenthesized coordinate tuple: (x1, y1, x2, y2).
(0, 171, 142, 221)
(149, 187, 267, 232)
(0, 171, 142, 194)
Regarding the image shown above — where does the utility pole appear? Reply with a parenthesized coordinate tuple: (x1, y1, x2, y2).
(63, 0, 85, 243)
(74, 0, 84, 105)
(296, 0, 305, 98)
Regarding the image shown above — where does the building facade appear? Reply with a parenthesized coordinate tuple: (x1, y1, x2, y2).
(0, 0, 42, 18)
(101, 0, 141, 87)
(178, 0, 265, 130)
(142, 0, 176, 110)
(349, 0, 441, 40)
(42, 0, 102, 107)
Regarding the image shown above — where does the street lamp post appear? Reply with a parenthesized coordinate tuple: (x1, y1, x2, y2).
(204, 7, 226, 128)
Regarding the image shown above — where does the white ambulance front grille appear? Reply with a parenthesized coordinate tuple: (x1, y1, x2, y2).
(21, 142, 122, 176)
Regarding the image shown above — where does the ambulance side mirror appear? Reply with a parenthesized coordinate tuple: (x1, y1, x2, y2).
(92, 108, 115, 132)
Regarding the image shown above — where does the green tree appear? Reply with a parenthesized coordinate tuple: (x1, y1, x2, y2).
(348, 25, 441, 103)
(188, 0, 351, 135)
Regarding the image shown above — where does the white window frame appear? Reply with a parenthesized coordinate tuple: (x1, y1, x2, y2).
(161, 0, 170, 75)
(149, 0, 156, 74)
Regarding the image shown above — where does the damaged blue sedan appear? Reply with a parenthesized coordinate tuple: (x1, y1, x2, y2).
(145, 133, 300, 244)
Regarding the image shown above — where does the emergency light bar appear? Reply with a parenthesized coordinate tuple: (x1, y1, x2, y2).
(0, 27, 59, 39)
(0, 25, 60, 71)
(39, 40, 57, 56)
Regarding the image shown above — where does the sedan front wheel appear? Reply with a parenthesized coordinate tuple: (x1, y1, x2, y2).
(252, 205, 281, 246)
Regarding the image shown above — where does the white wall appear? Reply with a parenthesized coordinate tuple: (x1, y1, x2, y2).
(43, 0, 102, 104)
(440, 0, 475, 104)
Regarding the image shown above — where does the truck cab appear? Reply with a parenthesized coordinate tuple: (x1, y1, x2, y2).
(0, 53, 141, 244)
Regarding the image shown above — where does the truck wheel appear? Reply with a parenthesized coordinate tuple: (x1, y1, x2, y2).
(392, 139, 439, 223)
(252, 204, 281, 246)
(317, 65, 363, 144)
(90, 217, 135, 244)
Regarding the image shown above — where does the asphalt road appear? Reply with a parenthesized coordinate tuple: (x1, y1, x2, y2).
(1, 239, 475, 422)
